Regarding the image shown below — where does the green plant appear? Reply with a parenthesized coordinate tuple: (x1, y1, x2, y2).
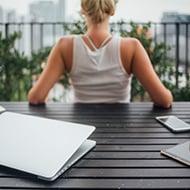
(0, 32, 30, 101)
(119, 21, 189, 101)
(0, 32, 55, 101)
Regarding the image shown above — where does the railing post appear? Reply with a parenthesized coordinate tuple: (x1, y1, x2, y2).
(30, 23, 33, 54)
(185, 23, 189, 85)
(5, 23, 9, 38)
(154, 23, 157, 44)
(175, 23, 180, 88)
(163, 23, 167, 60)
(40, 23, 43, 49)
(53, 23, 56, 43)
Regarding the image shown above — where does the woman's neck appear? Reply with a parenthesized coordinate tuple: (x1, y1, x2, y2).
(86, 17, 111, 39)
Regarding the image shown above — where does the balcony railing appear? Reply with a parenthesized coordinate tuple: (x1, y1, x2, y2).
(0, 21, 190, 87)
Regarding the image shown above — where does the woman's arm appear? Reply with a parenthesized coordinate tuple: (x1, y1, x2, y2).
(121, 38, 173, 108)
(28, 38, 65, 105)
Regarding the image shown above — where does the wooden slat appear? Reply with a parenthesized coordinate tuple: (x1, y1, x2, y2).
(65, 168, 190, 178)
(93, 138, 189, 145)
(92, 133, 190, 138)
(94, 144, 173, 151)
(74, 159, 186, 168)
(85, 151, 169, 159)
(0, 178, 190, 189)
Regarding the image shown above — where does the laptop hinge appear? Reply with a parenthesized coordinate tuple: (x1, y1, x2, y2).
(0, 106, 6, 114)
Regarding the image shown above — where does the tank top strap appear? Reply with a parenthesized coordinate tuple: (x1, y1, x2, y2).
(85, 34, 112, 51)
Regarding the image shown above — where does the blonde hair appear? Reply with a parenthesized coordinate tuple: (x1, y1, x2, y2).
(81, 0, 119, 23)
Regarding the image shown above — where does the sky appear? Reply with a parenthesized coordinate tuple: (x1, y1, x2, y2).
(0, 0, 190, 22)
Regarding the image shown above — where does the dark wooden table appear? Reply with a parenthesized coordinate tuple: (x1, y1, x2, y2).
(0, 102, 190, 189)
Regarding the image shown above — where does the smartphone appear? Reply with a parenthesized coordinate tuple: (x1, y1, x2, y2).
(155, 115, 190, 133)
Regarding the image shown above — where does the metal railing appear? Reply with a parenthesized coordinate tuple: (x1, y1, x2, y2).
(0, 21, 190, 87)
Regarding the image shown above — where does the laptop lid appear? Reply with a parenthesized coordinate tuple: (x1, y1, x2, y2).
(0, 110, 95, 181)
(41, 139, 96, 181)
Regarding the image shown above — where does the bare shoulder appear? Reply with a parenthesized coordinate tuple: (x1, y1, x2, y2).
(120, 37, 147, 61)
(121, 36, 138, 43)
(120, 37, 141, 74)
(120, 37, 143, 59)
(56, 35, 74, 49)
(120, 37, 141, 50)
(54, 35, 75, 72)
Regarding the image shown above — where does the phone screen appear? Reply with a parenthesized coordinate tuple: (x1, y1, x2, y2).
(156, 115, 190, 132)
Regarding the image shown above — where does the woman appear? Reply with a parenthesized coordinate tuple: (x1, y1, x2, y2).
(28, 0, 173, 108)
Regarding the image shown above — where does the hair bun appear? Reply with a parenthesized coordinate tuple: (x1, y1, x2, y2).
(81, 0, 118, 23)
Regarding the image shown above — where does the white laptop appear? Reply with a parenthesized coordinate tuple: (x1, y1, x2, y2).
(0, 106, 96, 181)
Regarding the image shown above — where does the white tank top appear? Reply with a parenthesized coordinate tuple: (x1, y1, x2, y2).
(69, 35, 132, 103)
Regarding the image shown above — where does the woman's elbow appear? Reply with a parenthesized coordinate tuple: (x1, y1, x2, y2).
(28, 90, 45, 105)
(153, 90, 173, 109)
(161, 98, 173, 109)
